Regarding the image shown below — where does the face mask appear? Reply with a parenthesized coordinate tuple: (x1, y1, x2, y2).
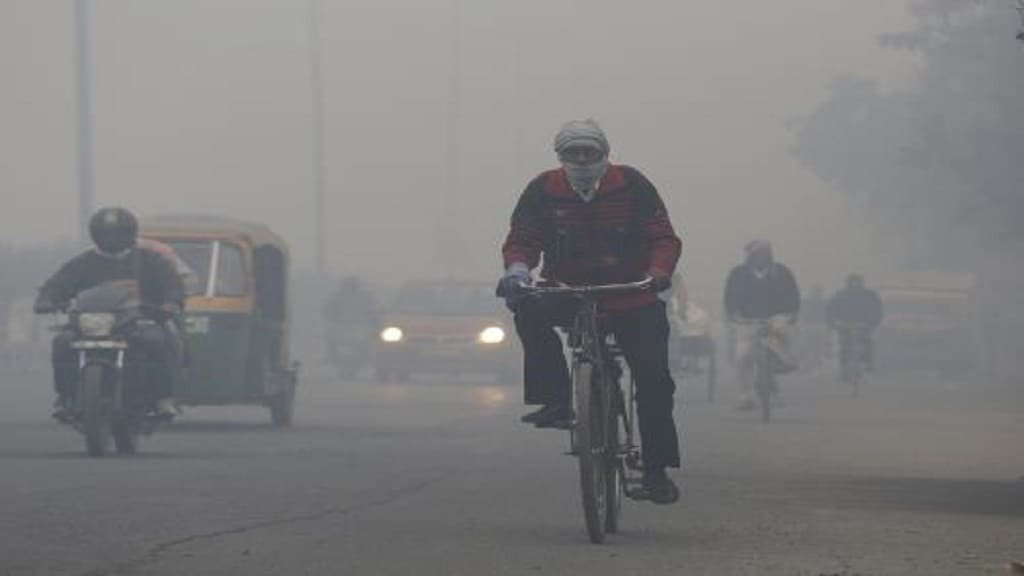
(563, 159, 608, 201)
(93, 246, 133, 260)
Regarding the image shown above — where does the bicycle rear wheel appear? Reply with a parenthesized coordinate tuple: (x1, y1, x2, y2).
(574, 361, 607, 543)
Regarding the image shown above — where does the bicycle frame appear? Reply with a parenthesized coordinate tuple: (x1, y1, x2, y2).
(732, 317, 779, 423)
(565, 296, 640, 472)
(521, 277, 652, 542)
(835, 322, 870, 393)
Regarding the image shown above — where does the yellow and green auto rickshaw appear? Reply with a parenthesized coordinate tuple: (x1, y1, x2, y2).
(140, 215, 298, 426)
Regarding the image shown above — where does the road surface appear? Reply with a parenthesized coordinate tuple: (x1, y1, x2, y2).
(1, 365, 1022, 575)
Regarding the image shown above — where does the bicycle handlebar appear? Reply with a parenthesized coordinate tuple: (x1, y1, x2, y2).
(519, 277, 655, 298)
(730, 316, 793, 326)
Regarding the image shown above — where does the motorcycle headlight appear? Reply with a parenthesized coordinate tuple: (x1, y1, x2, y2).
(78, 313, 117, 337)
(380, 326, 404, 343)
(478, 326, 506, 345)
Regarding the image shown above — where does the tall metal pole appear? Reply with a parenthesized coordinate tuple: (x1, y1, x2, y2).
(1017, 0, 1024, 42)
(74, 0, 95, 242)
(442, 0, 462, 279)
(308, 0, 328, 280)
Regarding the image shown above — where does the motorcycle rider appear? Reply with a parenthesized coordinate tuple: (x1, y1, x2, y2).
(826, 273, 883, 377)
(324, 276, 379, 328)
(324, 276, 379, 372)
(34, 207, 185, 419)
(723, 240, 800, 411)
(498, 119, 683, 504)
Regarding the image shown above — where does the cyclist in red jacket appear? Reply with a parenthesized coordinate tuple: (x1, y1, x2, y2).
(498, 120, 683, 504)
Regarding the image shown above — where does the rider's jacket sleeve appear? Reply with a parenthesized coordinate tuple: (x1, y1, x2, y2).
(629, 168, 682, 278)
(778, 264, 801, 317)
(143, 249, 186, 308)
(501, 175, 547, 270)
(723, 265, 743, 318)
(36, 252, 91, 307)
(867, 291, 884, 328)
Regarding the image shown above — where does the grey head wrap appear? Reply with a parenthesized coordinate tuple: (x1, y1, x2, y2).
(553, 119, 610, 200)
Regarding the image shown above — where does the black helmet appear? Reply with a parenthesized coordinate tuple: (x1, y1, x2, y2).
(89, 207, 138, 256)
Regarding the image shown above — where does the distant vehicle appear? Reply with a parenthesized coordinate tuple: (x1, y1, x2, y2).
(374, 280, 518, 384)
(670, 301, 717, 403)
(141, 216, 299, 426)
(875, 272, 974, 378)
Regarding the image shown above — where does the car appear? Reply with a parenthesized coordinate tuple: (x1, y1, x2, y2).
(374, 280, 519, 384)
(875, 272, 974, 378)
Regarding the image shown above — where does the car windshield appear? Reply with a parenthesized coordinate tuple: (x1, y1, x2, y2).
(390, 283, 499, 316)
(160, 240, 247, 297)
(75, 280, 141, 314)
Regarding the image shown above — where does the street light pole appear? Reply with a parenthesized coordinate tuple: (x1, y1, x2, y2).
(442, 0, 462, 279)
(308, 0, 328, 281)
(74, 0, 94, 242)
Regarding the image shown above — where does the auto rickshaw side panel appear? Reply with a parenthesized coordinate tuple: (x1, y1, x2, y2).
(141, 217, 295, 409)
(178, 298, 259, 404)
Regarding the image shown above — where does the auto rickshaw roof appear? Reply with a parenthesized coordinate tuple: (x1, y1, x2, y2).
(140, 214, 289, 253)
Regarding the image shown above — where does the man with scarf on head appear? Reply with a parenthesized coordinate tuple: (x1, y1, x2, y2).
(498, 120, 683, 504)
(724, 240, 800, 411)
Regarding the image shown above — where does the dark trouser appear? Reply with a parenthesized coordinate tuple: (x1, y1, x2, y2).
(52, 323, 180, 404)
(514, 299, 681, 470)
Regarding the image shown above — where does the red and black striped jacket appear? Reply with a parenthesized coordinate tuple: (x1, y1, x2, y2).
(502, 164, 682, 311)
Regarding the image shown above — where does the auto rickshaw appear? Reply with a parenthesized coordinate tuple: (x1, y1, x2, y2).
(140, 215, 298, 426)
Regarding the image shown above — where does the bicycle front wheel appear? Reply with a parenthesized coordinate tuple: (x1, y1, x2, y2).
(755, 354, 772, 424)
(603, 382, 625, 534)
(574, 361, 607, 544)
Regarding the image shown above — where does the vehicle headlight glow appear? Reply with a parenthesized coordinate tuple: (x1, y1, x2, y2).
(478, 326, 506, 345)
(78, 313, 117, 337)
(380, 326, 404, 343)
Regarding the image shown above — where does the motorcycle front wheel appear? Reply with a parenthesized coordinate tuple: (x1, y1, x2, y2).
(80, 365, 112, 457)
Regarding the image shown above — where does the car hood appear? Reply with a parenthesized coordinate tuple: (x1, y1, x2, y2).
(381, 315, 508, 338)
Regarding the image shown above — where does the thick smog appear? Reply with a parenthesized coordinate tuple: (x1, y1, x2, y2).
(0, 1, 1022, 574)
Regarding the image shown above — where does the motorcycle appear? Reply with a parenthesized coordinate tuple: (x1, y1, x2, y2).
(55, 280, 173, 457)
(326, 322, 375, 380)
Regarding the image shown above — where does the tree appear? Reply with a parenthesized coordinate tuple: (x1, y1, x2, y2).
(793, 0, 1024, 269)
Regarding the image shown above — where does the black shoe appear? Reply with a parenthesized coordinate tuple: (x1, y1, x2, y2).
(51, 397, 73, 422)
(641, 469, 680, 505)
(520, 405, 550, 424)
(532, 405, 572, 430)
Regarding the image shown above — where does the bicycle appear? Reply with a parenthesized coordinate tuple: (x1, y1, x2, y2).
(733, 317, 783, 423)
(834, 322, 870, 396)
(521, 277, 653, 544)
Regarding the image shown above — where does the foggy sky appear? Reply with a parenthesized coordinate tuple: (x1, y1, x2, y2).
(1, 1, 917, 300)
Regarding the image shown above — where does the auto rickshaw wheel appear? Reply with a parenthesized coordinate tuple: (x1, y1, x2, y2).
(270, 381, 295, 427)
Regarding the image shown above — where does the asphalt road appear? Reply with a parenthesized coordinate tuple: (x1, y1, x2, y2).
(1, 365, 1022, 576)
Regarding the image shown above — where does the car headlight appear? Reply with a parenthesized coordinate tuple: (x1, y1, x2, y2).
(380, 326, 404, 343)
(78, 313, 117, 337)
(478, 326, 506, 345)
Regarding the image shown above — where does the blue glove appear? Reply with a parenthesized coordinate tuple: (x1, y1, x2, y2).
(497, 263, 532, 311)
